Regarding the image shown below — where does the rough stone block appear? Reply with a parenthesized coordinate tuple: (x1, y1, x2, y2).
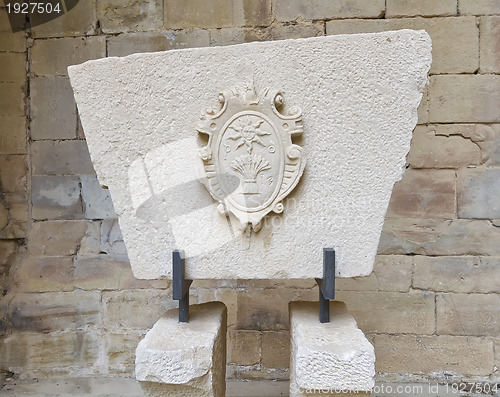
(30, 76, 77, 140)
(290, 301, 375, 396)
(429, 75, 500, 123)
(107, 30, 210, 57)
(387, 0, 457, 17)
(107, 331, 146, 374)
(326, 17, 478, 75)
(0, 155, 26, 192)
(471, 124, 500, 167)
(386, 169, 456, 219)
(437, 293, 500, 336)
(80, 174, 116, 219)
(31, 175, 82, 220)
(408, 125, 481, 169)
(98, 0, 163, 33)
(99, 219, 127, 254)
(0, 52, 25, 82)
(0, 82, 24, 116)
(0, 194, 27, 239)
(480, 16, 500, 74)
(459, 0, 500, 15)
(69, 31, 431, 280)
(31, 140, 94, 175)
(457, 168, 500, 219)
(262, 331, 289, 368)
(373, 334, 494, 376)
(136, 302, 227, 397)
(31, 36, 106, 76)
(0, 116, 26, 154)
(228, 330, 261, 365)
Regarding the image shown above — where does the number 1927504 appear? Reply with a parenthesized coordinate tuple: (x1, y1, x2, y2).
(445, 382, 498, 394)
(6, 2, 62, 14)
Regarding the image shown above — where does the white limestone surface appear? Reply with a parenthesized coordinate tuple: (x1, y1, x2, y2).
(135, 302, 227, 397)
(289, 301, 375, 397)
(68, 31, 431, 279)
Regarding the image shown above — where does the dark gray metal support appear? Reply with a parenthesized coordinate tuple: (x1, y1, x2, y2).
(172, 250, 192, 322)
(315, 248, 336, 323)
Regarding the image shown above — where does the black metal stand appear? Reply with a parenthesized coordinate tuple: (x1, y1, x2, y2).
(315, 248, 336, 323)
(172, 250, 192, 322)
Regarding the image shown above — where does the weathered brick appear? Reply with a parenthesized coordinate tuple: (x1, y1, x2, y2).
(107, 331, 145, 374)
(31, 175, 82, 220)
(31, 36, 106, 77)
(0, 82, 24, 116)
(274, 0, 385, 21)
(336, 255, 411, 292)
(31, 0, 97, 38)
(28, 220, 92, 256)
(437, 293, 500, 336)
(80, 174, 116, 219)
(459, 0, 500, 15)
(0, 116, 26, 154)
(0, 52, 25, 82)
(228, 330, 261, 365)
(373, 334, 494, 376)
(386, 169, 456, 219)
(480, 16, 500, 74)
(262, 331, 289, 368)
(107, 30, 210, 57)
(408, 125, 481, 169)
(0, 194, 27, 239)
(30, 76, 77, 140)
(457, 168, 500, 219)
(326, 17, 479, 75)
(414, 256, 500, 294)
(31, 140, 95, 175)
(429, 75, 500, 123)
(387, 0, 457, 17)
(98, 0, 163, 33)
(336, 290, 435, 334)
(379, 219, 500, 256)
(0, 155, 26, 192)
(10, 256, 74, 293)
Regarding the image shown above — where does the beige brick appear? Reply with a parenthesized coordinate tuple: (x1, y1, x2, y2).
(0, 194, 27, 239)
(31, 0, 97, 38)
(0, 155, 26, 192)
(386, 169, 456, 219)
(32, 175, 82, 220)
(0, 82, 24, 116)
(31, 140, 94, 175)
(408, 125, 481, 169)
(459, 0, 500, 15)
(98, 0, 163, 33)
(429, 75, 500, 123)
(228, 330, 261, 365)
(262, 331, 289, 368)
(107, 331, 145, 374)
(107, 30, 210, 57)
(336, 290, 435, 334)
(0, 8, 26, 52)
(458, 168, 500, 219)
(379, 218, 500, 256)
(336, 255, 412, 292)
(28, 220, 92, 256)
(80, 175, 116, 219)
(414, 256, 500, 293)
(31, 36, 106, 77)
(437, 293, 500, 336)
(273, 0, 385, 21)
(30, 76, 77, 140)
(387, 0, 457, 17)
(373, 334, 494, 376)
(480, 16, 500, 74)
(0, 116, 26, 154)
(0, 53, 25, 82)
(327, 17, 479, 75)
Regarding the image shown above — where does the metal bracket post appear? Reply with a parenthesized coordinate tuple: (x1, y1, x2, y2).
(172, 250, 193, 323)
(315, 248, 336, 323)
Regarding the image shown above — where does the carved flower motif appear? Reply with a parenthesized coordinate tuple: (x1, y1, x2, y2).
(227, 115, 271, 153)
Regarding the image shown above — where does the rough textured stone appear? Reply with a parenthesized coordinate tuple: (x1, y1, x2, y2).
(408, 125, 481, 169)
(414, 256, 500, 294)
(100, 219, 127, 254)
(326, 17, 478, 75)
(429, 75, 500, 123)
(470, 124, 500, 167)
(437, 293, 500, 336)
(30, 76, 77, 140)
(31, 37, 106, 76)
(228, 330, 260, 365)
(457, 168, 500, 219)
(0, 194, 28, 239)
(480, 16, 500, 74)
(98, 0, 163, 33)
(0, 52, 25, 82)
(68, 32, 431, 280)
(107, 331, 146, 374)
(459, 0, 500, 15)
(0, 82, 24, 116)
(136, 302, 227, 397)
(31, 140, 94, 175)
(262, 331, 289, 368)
(373, 334, 494, 376)
(80, 174, 116, 219)
(0, 116, 26, 154)
(386, 169, 456, 219)
(0, 155, 26, 192)
(31, 175, 82, 220)
(290, 301, 375, 395)
(387, 0, 457, 17)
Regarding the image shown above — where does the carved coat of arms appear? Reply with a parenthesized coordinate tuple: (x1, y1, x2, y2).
(197, 86, 305, 231)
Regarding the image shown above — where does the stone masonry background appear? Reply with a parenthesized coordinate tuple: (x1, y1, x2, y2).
(0, 0, 499, 384)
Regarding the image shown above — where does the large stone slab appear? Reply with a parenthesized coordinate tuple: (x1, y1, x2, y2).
(68, 31, 431, 279)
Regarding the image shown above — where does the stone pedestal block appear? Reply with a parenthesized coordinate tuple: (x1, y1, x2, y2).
(135, 302, 227, 397)
(290, 301, 375, 397)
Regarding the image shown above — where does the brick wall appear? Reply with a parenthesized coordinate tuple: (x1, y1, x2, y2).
(0, 0, 499, 384)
